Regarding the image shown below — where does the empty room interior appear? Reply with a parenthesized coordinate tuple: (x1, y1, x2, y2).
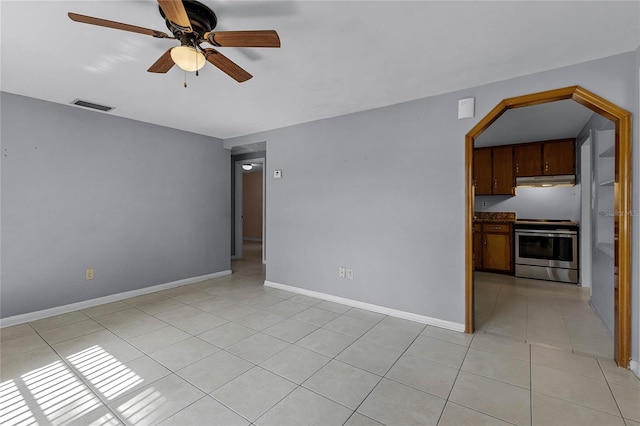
(1, 1, 640, 425)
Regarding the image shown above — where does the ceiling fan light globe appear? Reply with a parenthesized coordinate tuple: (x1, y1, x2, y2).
(170, 46, 206, 72)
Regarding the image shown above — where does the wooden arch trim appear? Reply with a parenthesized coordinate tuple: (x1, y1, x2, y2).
(465, 85, 632, 368)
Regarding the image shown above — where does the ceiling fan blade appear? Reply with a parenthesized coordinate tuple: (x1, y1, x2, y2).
(148, 49, 175, 73)
(203, 48, 252, 82)
(205, 30, 281, 48)
(68, 12, 172, 39)
(157, 0, 192, 32)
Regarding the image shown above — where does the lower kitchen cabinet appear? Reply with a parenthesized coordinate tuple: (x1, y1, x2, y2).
(474, 222, 513, 273)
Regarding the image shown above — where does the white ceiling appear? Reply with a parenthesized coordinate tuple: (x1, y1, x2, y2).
(1, 1, 638, 140)
(475, 99, 596, 147)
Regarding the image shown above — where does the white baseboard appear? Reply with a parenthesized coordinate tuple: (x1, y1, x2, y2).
(0, 270, 232, 328)
(264, 280, 465, 333)
(630, 360, 640, 379)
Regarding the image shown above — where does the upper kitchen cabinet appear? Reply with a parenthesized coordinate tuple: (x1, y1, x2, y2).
(513, 143, 542, 177)
(512, 139, 576, 177)
(542, 139, 575, 175)
(473, 146, 514, 196)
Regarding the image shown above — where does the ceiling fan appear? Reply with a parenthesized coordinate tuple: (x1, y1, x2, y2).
(68, 0, 280, 83)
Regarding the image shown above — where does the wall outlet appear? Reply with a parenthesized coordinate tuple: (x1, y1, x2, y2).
(481, 201, 488, 208)
(85, 268, 95, 280)
(339, 266, 346, 278)
(347, 268, 354, 279)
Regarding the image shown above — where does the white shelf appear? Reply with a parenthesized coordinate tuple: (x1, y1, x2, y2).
(598, 144, 615, 158)
(596, 242, 614, 258)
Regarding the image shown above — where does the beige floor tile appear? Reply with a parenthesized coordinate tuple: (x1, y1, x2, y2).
(256, 386, 352, 426)
(343, 308, 385, 324)
(470, 333, 530, 362)
(197, 322, 256, 348)
(599, 360, 640, 390)
(1, 333, 50, 359)
(462, 348, 530, 389)
(29, 311, 89, 332)
(212, 303, 261, 321)
(303, 360, 381, 409)
(439, 402, 513, 426)
(109, 373, 205, 426)
(386, 353, 458, 398)
(128, 326, 190, 354)
(211, 367, 296, 422)
(406, 335, 468, 369)
(0, 346, 61, 382)
(296, 328, 356, 357)
(159, 395, 249, 426)
(176, 350, 253, 393)
(290, 307, 340, 327)
(323, 315, 375, 338)
(103, 313, 168, 340)
(531, 345, 604, 379)
(609, 383, 640, 422)
(260, 344, 330, 384)
(531, 364, 619, 416)
(265, 300, 310, 317)
(81, 301, 132, 318)
(0, 323, 37, 343)
(262, 318, 318, 343)
(38, 319, 104, 345)
(532, 392, 625, 426)
(154, 305, 228, 335)
(53, 329, 143, 364)
(149, 337, 219, 371)
(357, 378, 445, 426)
(421, 325, 473, 347)
(235, 310, 286, 331)
(449, 371, 531, 426)
(227, 332, 290, 364)
(343, 412, 384, 426)
(336, 339, 402, 376)
(314, 300, 352, 314)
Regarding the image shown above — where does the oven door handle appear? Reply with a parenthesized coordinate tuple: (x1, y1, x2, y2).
(516, 230, 577, 237)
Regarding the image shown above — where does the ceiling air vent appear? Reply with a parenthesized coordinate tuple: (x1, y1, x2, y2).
(70, 99, 115, 112)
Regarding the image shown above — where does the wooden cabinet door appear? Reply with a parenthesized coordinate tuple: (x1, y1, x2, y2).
(473, 148, 493, 195)
(513, 143, 542, 176)
(492, 146, 514, 195)
(473, 227, 483, 270)
(543, 140, 575, 175)
(483, 233, 511, 271)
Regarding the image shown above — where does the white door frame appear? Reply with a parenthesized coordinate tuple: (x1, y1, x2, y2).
(233, 157, 266, 263)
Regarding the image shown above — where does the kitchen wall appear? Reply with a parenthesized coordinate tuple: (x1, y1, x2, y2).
(1, 93, 230, 319)
(474, 185, 581, 221)
(225, 52, 639, 360)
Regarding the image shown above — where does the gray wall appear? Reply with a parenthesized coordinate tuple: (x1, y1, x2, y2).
(1, 93, 230, 318)
(225, 52, 639, 360)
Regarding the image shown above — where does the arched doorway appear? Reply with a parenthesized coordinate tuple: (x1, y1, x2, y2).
(465, 86, 632, 368)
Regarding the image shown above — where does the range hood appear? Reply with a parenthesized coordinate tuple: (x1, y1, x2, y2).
(516, 175, 575, 187)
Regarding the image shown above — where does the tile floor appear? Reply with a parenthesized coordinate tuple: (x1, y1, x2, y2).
(474, 271, 614, 359)
(1, 242, 638, 425)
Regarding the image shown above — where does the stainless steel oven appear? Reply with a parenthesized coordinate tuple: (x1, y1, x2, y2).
(514, 220, 579, 284)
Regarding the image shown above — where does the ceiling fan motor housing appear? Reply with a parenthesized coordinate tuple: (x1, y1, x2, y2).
(159, 0, 217, 43)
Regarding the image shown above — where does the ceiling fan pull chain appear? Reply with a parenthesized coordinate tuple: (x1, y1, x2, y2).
(184, 70, 187, 88)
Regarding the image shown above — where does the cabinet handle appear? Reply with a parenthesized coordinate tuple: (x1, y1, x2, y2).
(493, 178, 498, 188)
(483, 239, 487, 247)
(490, 226, 501, 230)
(515, 163, 519, 173)
(545, 162, 549, 172)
